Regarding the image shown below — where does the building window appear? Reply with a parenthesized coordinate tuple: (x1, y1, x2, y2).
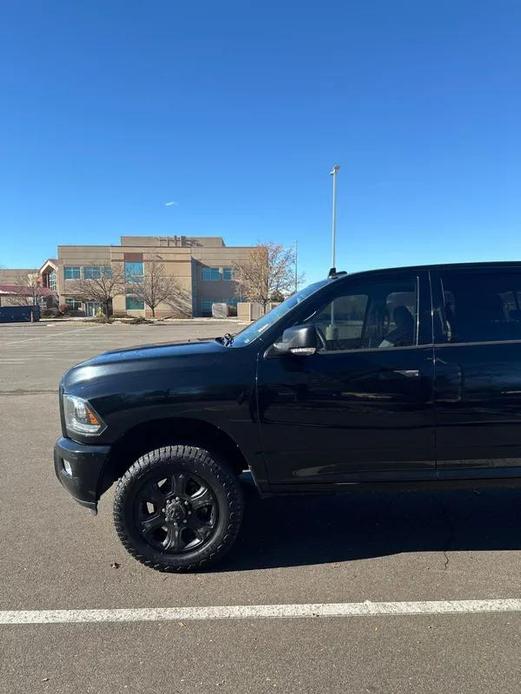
(125, 261, 144, 283)
(202, 267, 235, 281)
(47, 271, 57, 290)
(200, 299, 215, 313)
(65, 298, 82, 311)
(64, 266, 81, 280)
(126, 295, 145, 310)
(83, 266, 112, 280)
(83, 266, 101, 279)
(202, 267, 221, 281)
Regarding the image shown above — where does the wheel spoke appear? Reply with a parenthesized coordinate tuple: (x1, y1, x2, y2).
(191, 486, 214, 511)
(139, 481, 165, 507)
(194, 525, 214, 543)
(163, 523, 183, 552)
(171, 472, 187, 498)
(140, 513, 164, 535)
(187, 509, 216, 537)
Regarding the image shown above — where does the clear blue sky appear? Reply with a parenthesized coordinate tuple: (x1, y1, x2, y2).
(1, 0, 520, 283)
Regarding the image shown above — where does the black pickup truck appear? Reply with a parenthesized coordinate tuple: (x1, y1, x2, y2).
(55, 262, 521, 571)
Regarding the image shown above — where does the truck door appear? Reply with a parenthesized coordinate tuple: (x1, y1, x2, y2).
(257, 270, 436, 486)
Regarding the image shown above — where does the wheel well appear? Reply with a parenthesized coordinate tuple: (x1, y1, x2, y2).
(100, 418, 249, 493)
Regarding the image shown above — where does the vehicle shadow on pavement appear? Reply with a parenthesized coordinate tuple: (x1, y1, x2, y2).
(223, 483, 521, 571)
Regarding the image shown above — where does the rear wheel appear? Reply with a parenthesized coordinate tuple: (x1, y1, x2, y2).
(113, 445, 244, 572)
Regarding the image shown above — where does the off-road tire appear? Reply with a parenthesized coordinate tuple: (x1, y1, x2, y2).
(113, 445, 244, 572)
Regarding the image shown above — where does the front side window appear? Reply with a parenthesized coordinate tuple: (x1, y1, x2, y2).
(231, 280, 330, 347)
(437, 269, 521, 344)
(64, 266, 81, 280)
(302, 274, 418, 352)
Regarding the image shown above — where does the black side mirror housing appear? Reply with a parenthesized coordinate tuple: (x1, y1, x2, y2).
(269, 324, 318, 357)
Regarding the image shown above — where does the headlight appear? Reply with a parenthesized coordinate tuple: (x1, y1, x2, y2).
(63, 394, 106, 437)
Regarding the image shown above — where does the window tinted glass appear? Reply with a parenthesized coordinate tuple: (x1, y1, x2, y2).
(125, 295, 144, 310)
(438, 270, 521, 344)
(202, 267, 221, 281)
(313, 294, 369, 342)
(231, 280, 329, 346)
(125, 261, 144, 281)
(302, 275, 418, 352)
(64, 266, 80, 280)
(82, 265, 112, 279)
(83, 266, 101, 279)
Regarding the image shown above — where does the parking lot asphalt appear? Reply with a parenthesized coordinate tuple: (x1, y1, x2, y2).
(1, 321, 521, 693)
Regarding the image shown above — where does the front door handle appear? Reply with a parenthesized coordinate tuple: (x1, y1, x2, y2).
(379, 368, 420, 381)
(392, 369, 420, 378)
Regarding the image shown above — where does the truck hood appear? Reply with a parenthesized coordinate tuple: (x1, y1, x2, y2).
(61, 339, 229, 392)
(85, 339, 225, 365)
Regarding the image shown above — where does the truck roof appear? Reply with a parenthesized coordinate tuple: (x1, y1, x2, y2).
(332, 260, 521, 280)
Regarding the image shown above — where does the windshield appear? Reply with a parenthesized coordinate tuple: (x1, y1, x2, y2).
(231, 280, 330, 347)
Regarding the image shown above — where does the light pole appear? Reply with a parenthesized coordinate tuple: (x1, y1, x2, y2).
(327, 164, 340, 342)
(294, 240, 298, 293)
(330, 164, 340, 270)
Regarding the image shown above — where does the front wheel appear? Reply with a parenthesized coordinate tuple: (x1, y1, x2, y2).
(113, 445, 244, 572)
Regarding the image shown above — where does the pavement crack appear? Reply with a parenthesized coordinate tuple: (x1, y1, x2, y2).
(436, 495, 455, 572)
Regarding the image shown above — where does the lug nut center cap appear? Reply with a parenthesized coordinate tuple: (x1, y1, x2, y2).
(164, 500, 187, 523)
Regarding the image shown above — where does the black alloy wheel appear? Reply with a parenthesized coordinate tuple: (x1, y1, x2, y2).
(113, 445, 244, 572)
(135, 470, 218, 554)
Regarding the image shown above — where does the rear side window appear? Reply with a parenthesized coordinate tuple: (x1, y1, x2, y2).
(437, 269, 521, 344)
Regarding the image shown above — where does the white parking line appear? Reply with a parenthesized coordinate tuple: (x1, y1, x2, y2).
(2, 599, 521, 625)
(3, 325, 100, 346)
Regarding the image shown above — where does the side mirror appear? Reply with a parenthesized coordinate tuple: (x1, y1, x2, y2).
(269, 324, 318, 357)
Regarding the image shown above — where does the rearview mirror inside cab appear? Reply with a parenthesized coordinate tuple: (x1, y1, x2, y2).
(268, 324, 318, 357)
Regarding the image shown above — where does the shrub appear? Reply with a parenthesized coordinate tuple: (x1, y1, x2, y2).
(128, 317, 152, 325)
(85, 315, 113, 324)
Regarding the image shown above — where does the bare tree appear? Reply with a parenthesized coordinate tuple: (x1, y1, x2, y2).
(10, 272, 51, 306)
(71, 265, 125, 318)
(129, 259, 185, 318)
(164, 284, 193, 318)
(233, 242, 299, 311)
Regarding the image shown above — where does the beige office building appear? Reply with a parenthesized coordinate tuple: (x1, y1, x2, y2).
(22, 236, 255, 317)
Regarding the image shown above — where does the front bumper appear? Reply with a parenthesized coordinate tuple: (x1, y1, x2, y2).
(54, 436, 112, 512)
